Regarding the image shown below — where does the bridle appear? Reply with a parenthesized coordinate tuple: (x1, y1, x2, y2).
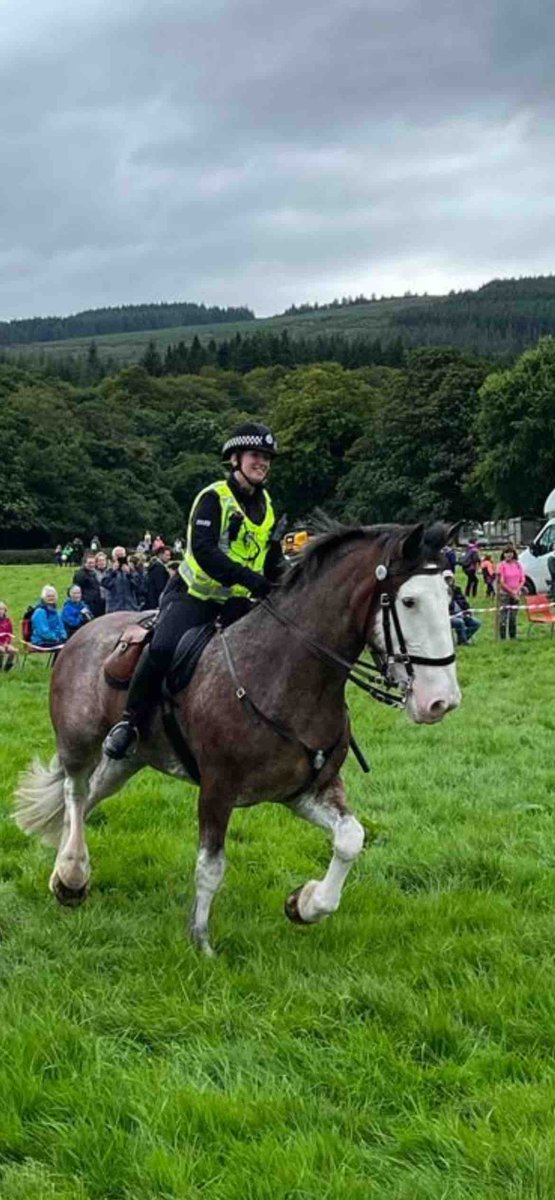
(260, 559, 456, 709)
(376, 562, 456, 693)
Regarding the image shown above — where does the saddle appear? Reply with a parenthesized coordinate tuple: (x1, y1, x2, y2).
(103, 619, 155, 689)
(103, 618, 216, 694)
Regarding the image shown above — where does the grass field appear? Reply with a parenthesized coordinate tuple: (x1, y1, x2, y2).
(2, 566, 555, 1198)
(5, 297, 431, 367)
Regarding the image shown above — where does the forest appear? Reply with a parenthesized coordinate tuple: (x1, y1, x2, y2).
(2, 335, 554, 548)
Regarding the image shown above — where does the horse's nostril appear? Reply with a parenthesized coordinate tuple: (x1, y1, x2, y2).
(429, 698, 448, 717)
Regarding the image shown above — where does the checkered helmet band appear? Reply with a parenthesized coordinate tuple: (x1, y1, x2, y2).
(222, 426, 278, 458)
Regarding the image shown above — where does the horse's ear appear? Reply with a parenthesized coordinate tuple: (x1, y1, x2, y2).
(444, 519, 464, 544)
(400, 523, 424, 562)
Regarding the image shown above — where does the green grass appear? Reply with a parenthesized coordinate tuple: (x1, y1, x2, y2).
(2, 566, 555, 1198)
(5, 297, 430, 367)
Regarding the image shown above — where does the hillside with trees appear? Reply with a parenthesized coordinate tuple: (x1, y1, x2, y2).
(392, 275, 555, 358)
(4, 276, 555, 371)
(0, 301, 255, 346)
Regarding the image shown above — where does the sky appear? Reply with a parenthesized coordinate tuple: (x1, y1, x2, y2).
(1, 0, 554, 321)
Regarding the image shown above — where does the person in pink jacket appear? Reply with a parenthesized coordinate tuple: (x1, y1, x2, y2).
(0, 601, 17, 671)
(496, 545, 526, 640)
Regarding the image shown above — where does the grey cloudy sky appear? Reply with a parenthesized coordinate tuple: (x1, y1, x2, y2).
(1, 0, 554, 320)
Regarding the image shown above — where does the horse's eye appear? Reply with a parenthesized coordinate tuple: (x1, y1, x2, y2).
(402, 597, 416, 608)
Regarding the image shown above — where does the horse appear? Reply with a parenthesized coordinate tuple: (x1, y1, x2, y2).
(14, 520, 461, 956)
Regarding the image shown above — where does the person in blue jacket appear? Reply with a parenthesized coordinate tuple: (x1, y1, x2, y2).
(31, 586, 67, 647)
(61, 584, 92, 638)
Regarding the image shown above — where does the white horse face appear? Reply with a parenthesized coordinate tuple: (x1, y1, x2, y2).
(372, 568, 461, 724)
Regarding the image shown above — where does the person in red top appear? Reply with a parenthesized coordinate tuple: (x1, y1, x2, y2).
(0, 601, 17, 671)
(496, 545, 526, 640)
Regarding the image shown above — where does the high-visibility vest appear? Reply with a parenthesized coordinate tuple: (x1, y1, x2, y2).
(180, 480, 275, 602)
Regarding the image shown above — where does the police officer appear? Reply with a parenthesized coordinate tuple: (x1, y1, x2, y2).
(103, 422, 283, 760)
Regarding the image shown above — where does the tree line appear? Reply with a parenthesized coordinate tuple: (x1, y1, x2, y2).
(0, 301, 255, 347)
(1, 337, 554, 548)
(393, 275, 555, 359)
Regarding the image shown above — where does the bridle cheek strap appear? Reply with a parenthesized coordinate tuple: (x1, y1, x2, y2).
(378, 564, 456, 686)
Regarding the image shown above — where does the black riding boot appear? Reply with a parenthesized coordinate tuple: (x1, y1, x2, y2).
(102, 647, 164, 760)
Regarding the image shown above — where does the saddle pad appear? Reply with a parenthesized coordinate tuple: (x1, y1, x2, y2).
(165, 622, 216, 696)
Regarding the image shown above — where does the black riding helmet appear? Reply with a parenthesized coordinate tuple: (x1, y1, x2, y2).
(222, 422, 278, 461)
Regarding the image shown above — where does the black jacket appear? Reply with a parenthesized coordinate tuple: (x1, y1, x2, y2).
(72, 567, 104, 618)
(145, 559, 169, 609)
(189, 475, 284, 595)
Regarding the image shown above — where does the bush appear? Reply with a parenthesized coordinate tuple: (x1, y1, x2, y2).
(0, 549, 59, 566)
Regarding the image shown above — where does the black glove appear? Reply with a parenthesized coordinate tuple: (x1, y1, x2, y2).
(245, 572, 272, 599)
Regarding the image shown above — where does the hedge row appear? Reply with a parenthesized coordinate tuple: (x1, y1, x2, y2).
(0, 549, 60, 565)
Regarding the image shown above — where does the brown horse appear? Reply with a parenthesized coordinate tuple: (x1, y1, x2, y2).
(14, 521, 460, 955)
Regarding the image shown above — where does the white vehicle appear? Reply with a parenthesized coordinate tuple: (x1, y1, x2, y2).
(518, 488, 555, 594)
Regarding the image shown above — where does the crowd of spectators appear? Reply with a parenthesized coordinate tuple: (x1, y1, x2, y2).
(17, 533, 180, 656)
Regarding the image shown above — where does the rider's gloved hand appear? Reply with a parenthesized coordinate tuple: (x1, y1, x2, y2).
(246, 572, 273, 599)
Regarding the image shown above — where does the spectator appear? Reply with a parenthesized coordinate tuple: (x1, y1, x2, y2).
(145, 544, 172, 609)
(173, 535, 183, 556)
(73, 552, 105, 617)
(129, 553, 148, 608)
(103, 546, 142, 613)
(31, 586, 66, 648)
(496, 545, 526, 641)
(547, 540, 555, 603)
(461, 540, 480, 598)
(90, 533, 101, 552)
(95, 550, 109, 611)
(151, 533, 165, 553)
(54, 544, 63, 567)
(73, 537, 84, 561)
(61, 542, 74, 566)
(443, 542, 457, 573)
(480, 553, 496, 598)
(444, 571, 482, 645)
(0, 601, 17, 671)
(62, 585, 92, 638)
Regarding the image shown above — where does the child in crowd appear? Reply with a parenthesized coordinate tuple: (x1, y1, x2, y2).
(480, 552, 496, 598)
(0, 601, 17, 671)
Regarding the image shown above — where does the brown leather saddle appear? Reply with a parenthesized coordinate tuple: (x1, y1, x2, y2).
(104, 618, 156, 690)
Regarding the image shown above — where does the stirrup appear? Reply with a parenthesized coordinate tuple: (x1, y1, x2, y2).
(102, 720, 138, 761)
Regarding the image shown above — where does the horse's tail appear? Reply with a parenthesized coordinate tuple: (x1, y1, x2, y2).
(13, 754, 66, 846)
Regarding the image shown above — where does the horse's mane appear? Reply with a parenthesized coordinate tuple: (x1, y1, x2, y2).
(279, 516, 448, 592)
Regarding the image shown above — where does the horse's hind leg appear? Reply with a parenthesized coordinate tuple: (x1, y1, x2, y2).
(50, 768, 92, 906)
(50, 757, 139, 907)
(285, 777, 364, 925)
(189, 788, 235, 957)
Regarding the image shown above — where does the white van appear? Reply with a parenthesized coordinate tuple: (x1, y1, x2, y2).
(518, 487, 555, 593)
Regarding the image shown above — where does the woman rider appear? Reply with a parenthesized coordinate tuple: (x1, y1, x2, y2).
(103, 421, 283, 760)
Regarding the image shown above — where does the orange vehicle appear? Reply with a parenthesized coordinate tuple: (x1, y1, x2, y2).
(282, 529, 310, 557)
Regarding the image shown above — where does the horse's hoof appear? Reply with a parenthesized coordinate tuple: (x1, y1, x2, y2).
(49, 872, 90, 908)
(284, 886, 309, 924)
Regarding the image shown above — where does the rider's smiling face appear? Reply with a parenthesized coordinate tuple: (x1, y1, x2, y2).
(235, 450, 271, 486)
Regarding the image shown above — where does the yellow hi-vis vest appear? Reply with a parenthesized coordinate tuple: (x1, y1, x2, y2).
(179, 480, 275, 603)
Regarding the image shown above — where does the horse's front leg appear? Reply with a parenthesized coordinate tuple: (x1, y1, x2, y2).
(49, 769, 92, 906)
(285, 778, 364, 925)
(190, 788, 234, 957)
